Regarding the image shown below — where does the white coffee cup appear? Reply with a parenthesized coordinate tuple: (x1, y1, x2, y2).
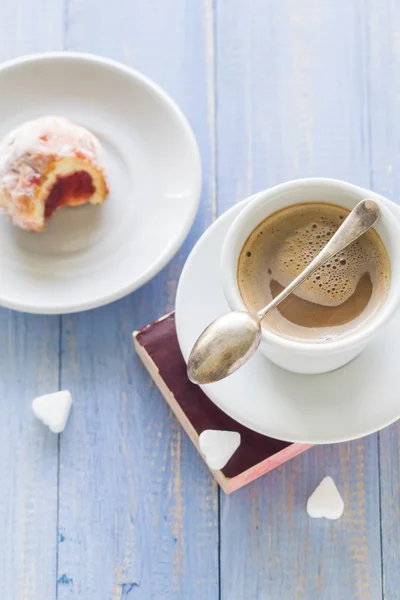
(221, 178, 400, 374)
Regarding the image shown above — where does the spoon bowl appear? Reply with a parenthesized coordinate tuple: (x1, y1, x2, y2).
(187, 311, 261, 384)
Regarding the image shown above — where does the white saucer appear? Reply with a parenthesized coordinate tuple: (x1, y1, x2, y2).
(176, 197, 400, 444)
(0, 53, 201, 314)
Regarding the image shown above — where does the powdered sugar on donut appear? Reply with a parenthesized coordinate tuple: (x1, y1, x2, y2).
(0, 116, 109, 231)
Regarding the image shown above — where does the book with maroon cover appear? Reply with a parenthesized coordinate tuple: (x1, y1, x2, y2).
(133, 313, 311, 493)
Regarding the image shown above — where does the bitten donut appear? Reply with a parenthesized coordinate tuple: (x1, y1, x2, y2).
(0, 116, 109, 232)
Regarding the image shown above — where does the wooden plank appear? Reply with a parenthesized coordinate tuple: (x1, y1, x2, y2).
(57, 1, 218, 598)
(0, 2, 64, 599)
(365, 2, 400, 598)
(0, 313, 60, 600)
(216, 1, 383, 598)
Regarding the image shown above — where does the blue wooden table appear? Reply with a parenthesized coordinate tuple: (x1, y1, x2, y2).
(1, 1, 399, 598)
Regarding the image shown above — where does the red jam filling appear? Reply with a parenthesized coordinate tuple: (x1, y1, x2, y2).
(45, 171, 95, 219)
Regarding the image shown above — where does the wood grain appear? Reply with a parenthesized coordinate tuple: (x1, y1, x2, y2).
(216, 1, 382, 598)
(366, 1, 400, 598)
(57, 1, 218, 598)
(0, 2, 63, 599)
(0, 312, 60, 600)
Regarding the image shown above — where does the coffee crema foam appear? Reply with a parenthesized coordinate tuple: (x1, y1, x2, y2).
(238, 203, 391, 342)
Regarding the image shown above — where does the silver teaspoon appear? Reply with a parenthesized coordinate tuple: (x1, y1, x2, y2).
(187, 199, 380, 385)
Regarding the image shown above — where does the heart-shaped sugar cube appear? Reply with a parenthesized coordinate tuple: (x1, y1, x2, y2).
(307, 476, 344, 520)
(32, 390, 72, 433)
(199, 429, 241, 470)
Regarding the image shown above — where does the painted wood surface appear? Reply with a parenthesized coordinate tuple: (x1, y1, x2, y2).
(0, 0, 399, 599)
(0, 3, 63, 600)
(58, 1, 218, 599)
(366, 3, 400, 599)
(216, 1, 382, 599)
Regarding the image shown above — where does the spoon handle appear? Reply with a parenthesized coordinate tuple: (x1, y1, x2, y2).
(256, 199, 380, 322)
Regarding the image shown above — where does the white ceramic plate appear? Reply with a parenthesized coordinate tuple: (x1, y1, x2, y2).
(175, 195, 400, 444)
(0, 53, 201, 314)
